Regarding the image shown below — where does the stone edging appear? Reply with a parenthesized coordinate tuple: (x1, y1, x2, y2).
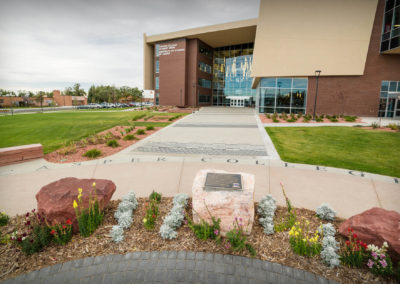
(1, 251, 338, 284)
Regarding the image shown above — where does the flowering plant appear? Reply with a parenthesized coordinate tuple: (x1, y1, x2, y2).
(11, 209, 52, 255)
(289, 218, 321, 257)
(366, 242, 393, 276)
(226, 217, 256, 256)
(73, 183, 104, 237)
(0, 211, 10, 226)
(51, 219, 73, 245)
(340, 228, 368, 268)
(274, 182, 296, 232)
(143, 199, 159, 230)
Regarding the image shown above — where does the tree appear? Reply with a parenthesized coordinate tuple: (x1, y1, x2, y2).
(88, 85, 96, 103)
(73, 83, 86, 96)
(64, 87, 74, 96)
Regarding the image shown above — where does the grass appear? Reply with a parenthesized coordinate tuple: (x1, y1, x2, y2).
(0, 111, 184, 154)
(266, 126, 400, 177)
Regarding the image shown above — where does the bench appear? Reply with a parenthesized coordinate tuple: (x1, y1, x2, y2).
(0, 144, 44, 166)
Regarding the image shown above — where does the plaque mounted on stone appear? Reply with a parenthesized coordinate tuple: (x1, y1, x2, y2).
(192, 169, 255, 236)
(204, 173, 243, 192)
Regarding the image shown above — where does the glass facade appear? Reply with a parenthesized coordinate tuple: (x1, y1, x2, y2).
(199, 62, 212, 74)
(198, 94, 211, 104)
(156, 93, 159, 105)
(212, 43, 255, 106)
(155, 77, 159, 90)
(379, 80, 400, 117)
(155, 60, 159, 73)
(198, 78, 211, 88)
(381, 0, 400, 52)
(257, 78, 308, 114)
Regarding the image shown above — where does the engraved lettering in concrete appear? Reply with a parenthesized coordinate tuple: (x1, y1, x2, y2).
(103, 160, 112, 164)
(227, 159, 239, 164)
(316, 166, 327, 171)
(157, 157, 166, 162)
(348, 171, 365, 177)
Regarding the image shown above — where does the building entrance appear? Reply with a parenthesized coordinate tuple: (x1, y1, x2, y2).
(226, 96, 252, 108)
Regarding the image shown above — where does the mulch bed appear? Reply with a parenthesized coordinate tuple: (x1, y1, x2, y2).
(0, 198, 395, 283)
(259, 115, 363, 124)
(44, 125, 161, 163)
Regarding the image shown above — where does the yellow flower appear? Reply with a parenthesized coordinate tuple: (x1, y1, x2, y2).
(306, 220, 310, 225)
(73, 200, 78, 209)
(143, 218, 147, 223)
(295, 232, 299, 236)
(302, 238, 306, 242)
(92, 182, 96, 187)
(78, 188, 82, 194)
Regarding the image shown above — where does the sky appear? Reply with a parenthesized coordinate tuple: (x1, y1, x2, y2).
(0, 0, 260, 93)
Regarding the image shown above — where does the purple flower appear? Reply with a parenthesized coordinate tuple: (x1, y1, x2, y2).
(234, 217, 238, 221)
(239, 218, 243, 222)
(225, 243, 231, 249)
(380, 254, 386, 259)
(371, 252, 377, 259)
(214, 229, 219, 236)
(379, 259, 387, 268)
(367, 259, 374, 269)
(184, 220, 188, 225)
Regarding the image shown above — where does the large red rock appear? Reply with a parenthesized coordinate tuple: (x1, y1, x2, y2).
(338, 207, 400, 259)
(36, 177, 116, 232)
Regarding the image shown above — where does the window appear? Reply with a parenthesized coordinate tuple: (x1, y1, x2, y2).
(198, 95, 211, 104)
(198, 78, 211, 89)
(156, 60, 159, 73)
(258, 77, 308, 114)
(381, 0, 400, 52)
(379, 80, 400, 117)
(198, 62, 212, 74)
(155, 44, 160, 57)
(199, 46, 212, 58)
(156, 93, 159, 105)
(155, 77, 159, 90)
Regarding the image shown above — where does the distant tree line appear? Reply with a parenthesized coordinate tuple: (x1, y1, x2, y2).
(87, 85, 143, 103)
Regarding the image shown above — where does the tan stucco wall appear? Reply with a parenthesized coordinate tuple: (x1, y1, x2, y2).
(143, 33, 155, 90)
(251, 0, 378, 77)
(146, 19, 257, 48)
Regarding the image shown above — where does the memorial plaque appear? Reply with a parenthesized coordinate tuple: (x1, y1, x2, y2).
(204, 173, 242, 192)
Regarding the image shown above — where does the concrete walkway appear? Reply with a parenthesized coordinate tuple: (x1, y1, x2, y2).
(0, 107, 399, 219)
(0, 251, 337, 284)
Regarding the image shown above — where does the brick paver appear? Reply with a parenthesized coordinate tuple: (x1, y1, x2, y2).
(1, 251, 337, 284)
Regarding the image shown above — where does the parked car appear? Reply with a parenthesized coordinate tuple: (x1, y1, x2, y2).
(77, 105, 90, 109)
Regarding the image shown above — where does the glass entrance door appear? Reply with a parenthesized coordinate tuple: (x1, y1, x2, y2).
(395, 98, 400, 118)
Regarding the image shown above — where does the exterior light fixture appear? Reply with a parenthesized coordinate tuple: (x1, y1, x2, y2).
(313, 70, 322, 120)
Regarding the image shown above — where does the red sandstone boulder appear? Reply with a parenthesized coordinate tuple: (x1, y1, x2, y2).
(36, 177, 116, 232)
(339, 207, 400, 260)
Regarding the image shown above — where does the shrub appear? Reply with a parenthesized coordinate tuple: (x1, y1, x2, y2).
(83, 149, 102, 158)
(265, 113, 271, 119)
(107, 139, 119, 148)
(329, 116, 339, 122)
(160, 193, 189, 240)
(73, 184, 103, 237)
(297, 112, 303, 119)
(315, 116, 324, 122)
(125, 127, 131, 133)
(187, 215, 221, 242)
(146, 125, 155, 131)
(116, 211, 133, 229)
(287, 118, 297, 122)
(143, 200, 159, 230)
(136, 129, 146, 135)
(274, 182, 296, 232)
(316, 203, 336, 221)
(123, 134, 136, 141)
(0, 212, 10, 226)
(289, 219, 321, 257)
(257, 195, 276, 235)
(13, 210, 52, 255)
(395, 262, 400, 282)
(149, 190, 162, 203)
(132, 113, 146, 121)
(388, 123, 400, 130)
(340, 228, 368, 268)
(51, 219, 73, 245)
(320, 223, 340, 268)
(272, 118, 279, 123)
(59, 144, 77, 155)
(110, 225, 124, 243)
(226, 218, 256, 256)
(303, 114, 312, 122)
(371, 122, 380, 129)
(344, 116, 357, 122)
(168, 116, 178, 121)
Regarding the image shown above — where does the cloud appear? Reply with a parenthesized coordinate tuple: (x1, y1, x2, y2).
(0, 0, 259, 92)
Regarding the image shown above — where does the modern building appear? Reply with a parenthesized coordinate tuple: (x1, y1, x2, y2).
(52, 90, 87, 106)
(143, 0, 400, 118)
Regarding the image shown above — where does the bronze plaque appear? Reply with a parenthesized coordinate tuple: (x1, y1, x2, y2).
(204, 173, 242, 192)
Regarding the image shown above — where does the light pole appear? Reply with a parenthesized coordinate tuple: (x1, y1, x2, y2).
(313, 70, 321, 120)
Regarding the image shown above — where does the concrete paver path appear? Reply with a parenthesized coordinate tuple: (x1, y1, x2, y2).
(0, 251, 338, 284)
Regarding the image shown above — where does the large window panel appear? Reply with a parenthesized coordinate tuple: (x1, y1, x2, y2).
(276, 89, 291, 107)
(291, 89, 306, 107)
(277, 78, 292, 89)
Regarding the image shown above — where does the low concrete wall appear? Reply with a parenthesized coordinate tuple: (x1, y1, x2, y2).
(0, 144, 43, 166)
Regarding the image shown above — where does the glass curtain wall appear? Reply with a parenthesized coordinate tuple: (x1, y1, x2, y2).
(257, 78, 308, 114)
(212, 43, 256, 106)
(379, 80, 400, 117)
(381, 0, 400, 52)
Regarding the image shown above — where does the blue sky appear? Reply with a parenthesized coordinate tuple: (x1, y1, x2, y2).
(0, 0, 259, 93)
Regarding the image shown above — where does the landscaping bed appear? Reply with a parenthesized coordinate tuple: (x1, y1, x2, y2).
(0, 198, 397, 283)
(44, 125, 160, 163)
(260, 114, 363, 124)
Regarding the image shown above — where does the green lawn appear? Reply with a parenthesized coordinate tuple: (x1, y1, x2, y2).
(0, 111, 184, 154)
(266, 126, 400, 177)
